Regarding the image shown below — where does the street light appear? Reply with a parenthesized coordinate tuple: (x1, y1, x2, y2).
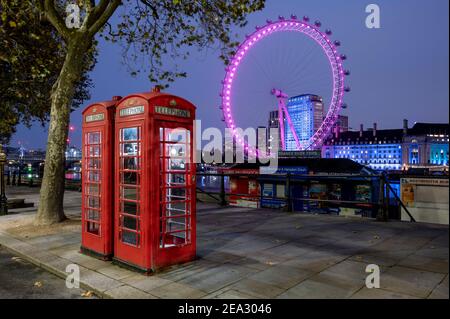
(0, 145, 8, 215)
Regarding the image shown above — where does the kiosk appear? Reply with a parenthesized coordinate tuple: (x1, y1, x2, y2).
(81, 96, 121, 259)
(113, 88, 196, 272)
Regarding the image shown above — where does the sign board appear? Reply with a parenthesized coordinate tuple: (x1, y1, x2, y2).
(278, 150, 321, 159)
(85, 113, 105, 123)
(400, 177, 449, 224)
(260, 166, 308, 175)
(155, 106, 191, 118)
(120, 105, 145, 117)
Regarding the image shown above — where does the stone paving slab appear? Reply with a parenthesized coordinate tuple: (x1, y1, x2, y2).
(0, 188, 449, 299)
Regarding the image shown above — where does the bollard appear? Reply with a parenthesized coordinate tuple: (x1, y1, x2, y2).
(219, 172, 227, 206)
(0, 145, 8, 215)
(376, 175, 387, 221)
(285, 173, 293, 212)
(12, 171, 16, 186)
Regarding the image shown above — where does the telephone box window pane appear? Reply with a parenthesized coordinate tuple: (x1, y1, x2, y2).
(121, 186, 139, 201)
(87, 184, 100, 195)
(122, 171, 138, 185)
(88, 132, 101, 144)
(122, 201, 138, 215)
(122, 143, 139, 156)
(122, 128, 139, 141)
(87, 222, 100, 235)
(165, 201, 187, 213)
(122, 157, 140, 170)
(166, 144, 187, 158)
(166, 217, 186, 233)
(88, 196, 100, 208)
(122, 216, 137, 230)
(166, 174, 185, 185)
(166, 188, 186, 199)
(88, 171, 100, 182)
(167, 130, 187, 143)
(89, 145, 101, 157)
(168, 159, 186, 171)
(122, 231, 138, 246)
(88, 158, 101, 169)
(87, 209, 100, 221)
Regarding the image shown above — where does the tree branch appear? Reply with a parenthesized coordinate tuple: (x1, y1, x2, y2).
(43, 0, 71, 40)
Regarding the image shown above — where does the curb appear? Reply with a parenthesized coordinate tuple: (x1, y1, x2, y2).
(0, 230, 118, 299)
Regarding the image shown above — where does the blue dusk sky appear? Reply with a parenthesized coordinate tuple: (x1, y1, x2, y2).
(10, 0, 449, 149)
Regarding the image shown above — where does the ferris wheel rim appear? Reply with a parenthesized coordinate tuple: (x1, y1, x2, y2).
(220, 17, 346, 156)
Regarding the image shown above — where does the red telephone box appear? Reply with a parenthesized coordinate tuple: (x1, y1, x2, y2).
(81, 96, 121, 259)
(113, 88, 196, 272)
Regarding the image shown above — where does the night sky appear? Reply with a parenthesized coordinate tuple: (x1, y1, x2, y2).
(10, 0, 449, 150)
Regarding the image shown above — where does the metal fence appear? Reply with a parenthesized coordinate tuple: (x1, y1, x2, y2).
(196, 172, 418, 222)
(4, 168, 431, 222)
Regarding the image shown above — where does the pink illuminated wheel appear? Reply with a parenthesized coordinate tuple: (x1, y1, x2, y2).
(220, 16, 348, 154)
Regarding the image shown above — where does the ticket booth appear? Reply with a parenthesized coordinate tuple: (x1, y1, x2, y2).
(81, 96, 121, 259)
(113, 88, 196, 272)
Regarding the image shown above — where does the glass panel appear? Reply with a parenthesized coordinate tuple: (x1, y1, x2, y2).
(88, 158, 101, 169)
(88, 171, 100, 182)
(165, 201, 188, 213)
(122, 127, 139, 141)
(122, 201, 138, 215)
(122, 171, 138, 185)
(166, 187, 186, 199)
(167, 159, 186, 171)
(121, 157, 140, 170)
(166, 217, 186, 233)
(88, 132, 101, 144)
(87, 184, 100, 195)
(121, 186, 139, 201)
(167, 129, 187, 143)
(89, 145, 101, 157)
(166, 173, 185, 185)
(87, 222, 100, 235)
(122, 216, 137, 230)
(122, 231, 138, 246)
(86, 209, 100, 221)
(165, 144, 187, 157)
(87, 196, 100, 208)
(122, 143, 139, 156)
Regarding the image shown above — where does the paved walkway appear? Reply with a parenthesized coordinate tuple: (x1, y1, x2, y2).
(0, 187, 448, 299)
(0, 246, 96, 299)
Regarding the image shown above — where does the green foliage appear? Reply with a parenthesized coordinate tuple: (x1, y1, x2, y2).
(0, 0, 95, 144)
(101, 0, 265, 87)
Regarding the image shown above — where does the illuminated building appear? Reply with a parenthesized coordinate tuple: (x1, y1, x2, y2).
(284, 94, 324, 150)
(322, 120, 449, 171)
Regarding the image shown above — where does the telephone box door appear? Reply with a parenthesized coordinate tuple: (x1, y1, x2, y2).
(81, 101, 116, 259)
(114, 122, 146, 268)
(156, 122, 196, 268)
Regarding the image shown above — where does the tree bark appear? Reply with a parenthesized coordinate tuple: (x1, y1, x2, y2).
(35, 36, 91, 226)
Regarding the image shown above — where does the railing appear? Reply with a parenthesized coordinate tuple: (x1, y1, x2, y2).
(196, 172, 419, 222)
(6, 168, 445, 222)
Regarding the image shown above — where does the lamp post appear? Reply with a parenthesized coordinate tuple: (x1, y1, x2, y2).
(0, 145, 8, 215)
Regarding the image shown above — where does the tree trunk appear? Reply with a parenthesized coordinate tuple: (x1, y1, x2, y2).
(35, 37, 91, 226)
